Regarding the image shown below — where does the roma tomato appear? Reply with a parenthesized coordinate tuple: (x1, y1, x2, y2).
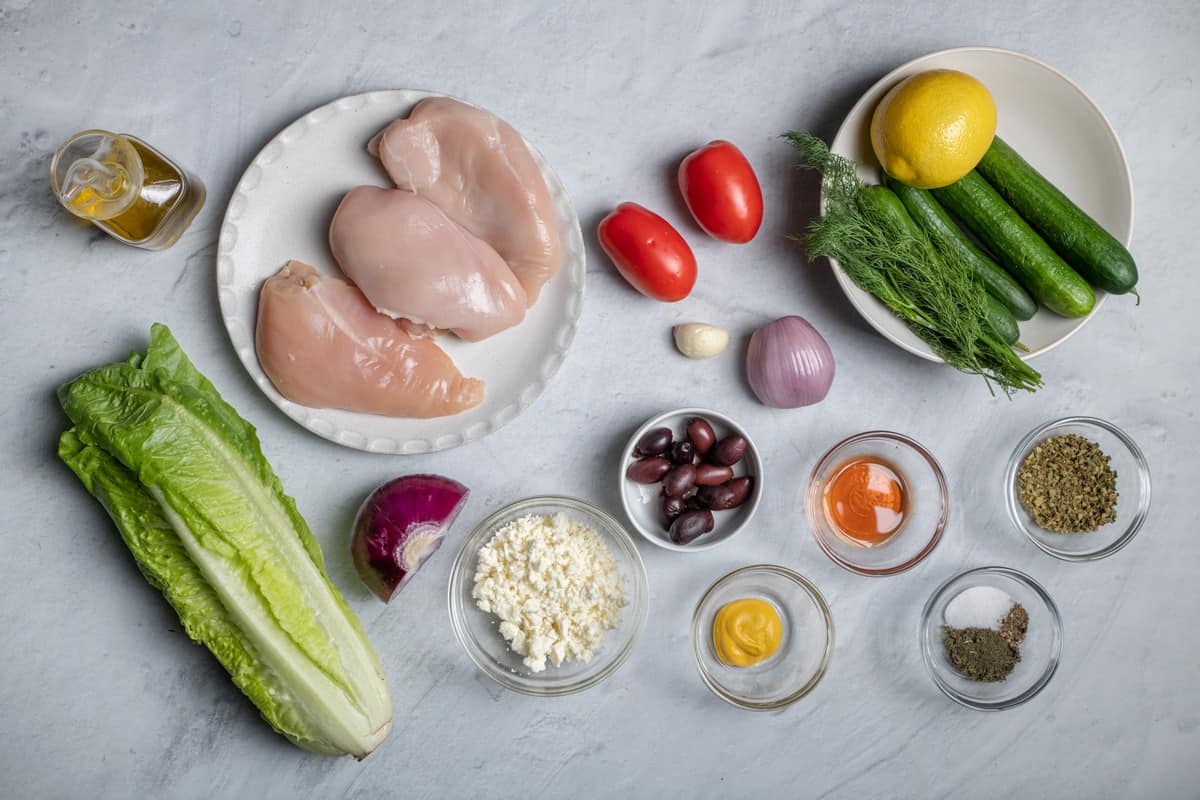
(597, 202, 697, 302)
(678, 140, 763, 243)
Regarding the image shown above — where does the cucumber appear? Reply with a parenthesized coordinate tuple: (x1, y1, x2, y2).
(861, 184, 1020, 345)
(977, 136, 1137, 294)
(885, 175, 1038, 321)
(984, 293, 1020, 345)
(859, 184, 913, 230)
(933, 171, 1096, 317)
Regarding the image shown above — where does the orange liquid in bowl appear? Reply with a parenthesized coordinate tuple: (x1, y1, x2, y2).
(823, 457, 906, 545)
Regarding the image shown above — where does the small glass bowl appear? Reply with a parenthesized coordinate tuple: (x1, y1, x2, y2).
(921, 566, 1063, 710)
(691, 565, 833, 710)
(806, 431, 949, 576)
(447, 496, 649, 696)
(1005, 417, 1151, 561)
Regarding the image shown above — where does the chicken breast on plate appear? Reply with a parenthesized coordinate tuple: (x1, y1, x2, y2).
(329, 186, 526, 342)
(368, 97, 562, 305)
(256, 260, 484, 418)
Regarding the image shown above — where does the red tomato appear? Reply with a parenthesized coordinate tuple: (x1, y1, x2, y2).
(597, 202, 697, 302)
(678, 140, 763, 243)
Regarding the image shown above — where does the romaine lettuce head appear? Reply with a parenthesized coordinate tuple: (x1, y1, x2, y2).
(58, 324, 391, 758)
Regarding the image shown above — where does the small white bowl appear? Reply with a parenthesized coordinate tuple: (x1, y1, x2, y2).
(619, 408, 763, 552)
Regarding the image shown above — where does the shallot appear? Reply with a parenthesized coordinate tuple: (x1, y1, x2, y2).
(745, 315, 835, 408)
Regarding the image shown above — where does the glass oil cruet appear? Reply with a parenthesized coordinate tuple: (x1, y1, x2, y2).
(50, 129, 206, 250)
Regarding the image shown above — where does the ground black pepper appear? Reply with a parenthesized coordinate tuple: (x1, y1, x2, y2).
(942, 626, 1020, 682)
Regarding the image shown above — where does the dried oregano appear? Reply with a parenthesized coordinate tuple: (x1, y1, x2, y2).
(1017, 434, 1118, 533)
(999, 604, 1028, 646)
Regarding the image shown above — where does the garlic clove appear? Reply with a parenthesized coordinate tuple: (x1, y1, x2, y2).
(673, 323, 730, 359)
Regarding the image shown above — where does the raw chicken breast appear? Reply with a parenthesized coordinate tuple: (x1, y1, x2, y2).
(368, 97, 562, 304)
(256, 261, 484, 418)
(329, 186, 527, 342)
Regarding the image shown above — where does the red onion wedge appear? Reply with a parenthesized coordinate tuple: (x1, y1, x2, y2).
(351, 475, 469, 602)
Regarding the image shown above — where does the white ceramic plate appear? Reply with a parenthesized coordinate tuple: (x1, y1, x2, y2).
(217, 90, 585, 453)
(828, 47, 1134, 361)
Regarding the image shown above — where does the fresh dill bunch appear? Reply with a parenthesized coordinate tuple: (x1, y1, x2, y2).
(783, 131, 1041, 394)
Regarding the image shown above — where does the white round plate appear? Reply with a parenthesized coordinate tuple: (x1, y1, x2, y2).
(828, 47, 1134, 361)
(218, 90, 585, 453)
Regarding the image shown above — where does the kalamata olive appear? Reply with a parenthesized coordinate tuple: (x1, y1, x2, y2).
(708, 434, 748, 466)
(694, 463, 734, 486)
(724, 477, 753, 507)
(660, 495, 686, 527)
(662, 463, 696, 497)
(633, 427, 673, 458)
(686, 417, 717, 455)
(669, 509, 715, 544)
(670, 440, 695, 465)
(697, 476, 753, 510)
(626, 457, 671, 484)
(695, 484, 728, 509)
(684, 495, 703, 512)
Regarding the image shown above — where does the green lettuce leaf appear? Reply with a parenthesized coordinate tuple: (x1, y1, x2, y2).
(58, 429, 323, 746)
(58, 324, 391, 757)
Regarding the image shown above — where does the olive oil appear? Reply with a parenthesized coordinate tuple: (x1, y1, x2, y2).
(51, 130, 205, 250)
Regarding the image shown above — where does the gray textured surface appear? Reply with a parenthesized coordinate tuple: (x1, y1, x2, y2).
(2, 1, 1198, 798)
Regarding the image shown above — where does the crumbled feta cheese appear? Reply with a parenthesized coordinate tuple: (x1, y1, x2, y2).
(472, 512, 626, 672)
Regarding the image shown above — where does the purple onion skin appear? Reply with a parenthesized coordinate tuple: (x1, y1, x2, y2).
(351, 474, 469, 602)
(746, 315, 835, 408)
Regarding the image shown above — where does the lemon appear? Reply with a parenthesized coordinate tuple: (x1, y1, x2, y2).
(870, 69, 997, 189)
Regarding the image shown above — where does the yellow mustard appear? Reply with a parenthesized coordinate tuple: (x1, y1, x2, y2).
(712, 597, 782, 667)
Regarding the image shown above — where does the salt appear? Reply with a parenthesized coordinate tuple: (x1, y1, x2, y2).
(944, 585, 1015, 630)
